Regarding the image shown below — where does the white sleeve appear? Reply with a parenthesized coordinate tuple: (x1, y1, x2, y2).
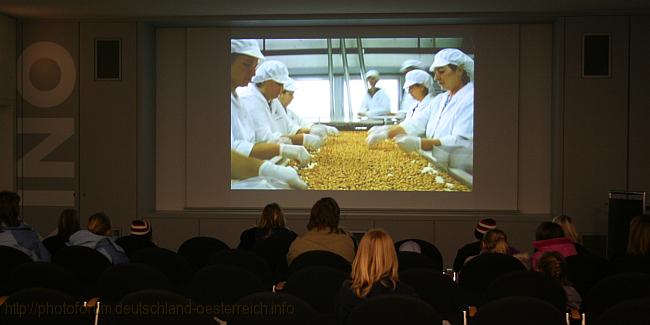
(400, 95, 440, 137)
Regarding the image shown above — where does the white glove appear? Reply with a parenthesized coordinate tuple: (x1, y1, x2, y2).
(309, 124, 329, 138)
(395, 135, 422, 153)
(259, 161, 307, 190)
(302, 133, 323, 149)
(325, 125, 339, 136)
(368, 125, 390, 135)
(277, 136, 292, 144)
(366, 130, 389, 146)
(279, 144, 311, 165)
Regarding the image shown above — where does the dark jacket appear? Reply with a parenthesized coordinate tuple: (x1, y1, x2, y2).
(337, 278, 417, 325)
(237, 226, 297, 251)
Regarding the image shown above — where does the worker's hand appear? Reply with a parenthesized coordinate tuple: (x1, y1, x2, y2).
(324, 125, 340, 136)
(366, 129, 389, 147)
(279, 144, 311, 165)
(302, 133, 324, 150)
(309, 124, 329, 138)
(259, 161, 308, 190)
(394, 135, 421, 153)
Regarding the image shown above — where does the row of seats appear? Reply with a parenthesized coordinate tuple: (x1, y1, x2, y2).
(2, 236, 650, 324)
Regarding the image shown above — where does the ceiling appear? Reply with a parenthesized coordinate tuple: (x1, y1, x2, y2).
(0, 0, 648, 22)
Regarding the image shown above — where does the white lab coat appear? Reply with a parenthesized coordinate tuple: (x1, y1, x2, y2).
(359, 88, 391, 117)
(270, 100, 302, 135)
(401, 82, 474, 148)
(287, 109, 313, 129)
(401, 93, 434, 123)
(398, 93, 417, 116)
(240, 85, 286, 143)
(231, 92, 256, 156)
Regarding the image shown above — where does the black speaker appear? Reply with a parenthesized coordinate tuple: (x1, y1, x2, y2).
(95, 39, 121, 80)
(607, 192, 646, 258)
(582, 34, 610, 78)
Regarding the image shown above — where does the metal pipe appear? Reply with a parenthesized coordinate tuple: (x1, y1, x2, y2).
(340, 38, 354, 121)
(327, 38, 335, 121)
(357, 37, 368, 91)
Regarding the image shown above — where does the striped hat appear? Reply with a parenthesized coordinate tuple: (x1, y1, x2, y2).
(130, 219, 151, 237)
(475, 218, 497, 235)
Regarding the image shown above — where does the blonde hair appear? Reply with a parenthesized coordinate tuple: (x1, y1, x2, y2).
(350, 229, 399, 299)
(482, 229, 508, 254)
(552, 215, 581, 243)
(627, 215, 650, 256)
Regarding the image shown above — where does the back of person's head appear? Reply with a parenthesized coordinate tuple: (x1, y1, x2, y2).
(627, 214, 650, 256)
(535, 222, 565, 241)
(88, 212, 112, 236)
(482, 228, 508, 254)
(351, 229, 398, 298)
(537, 251, 569, 284)
(257, 202, 285, 236)
(130, 219, 152, 240)
(552, 215, 580, 243)
(58, 209, 80, 240)
(0, 190, 21, 228)
(474, 218, 497, 240)
(398, 240, 422, 254)
(307, 197, 340, 233)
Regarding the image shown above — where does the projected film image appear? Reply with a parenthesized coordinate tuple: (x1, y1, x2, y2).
(230, 37, 474, 191)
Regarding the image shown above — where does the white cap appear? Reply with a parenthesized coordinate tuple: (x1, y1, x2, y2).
(403, 70, 434, 93)
(251, 60, 293, 85)
(400, 59, 423, 73)
(430, 48, 474, 80)
(230, 39, 265, 60)
(365, 69, 380, 80)
(283, 79, 296, 92)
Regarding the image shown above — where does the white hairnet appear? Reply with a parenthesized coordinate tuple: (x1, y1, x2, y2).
(430, 48, 474, 80)
(251, 60, 293, 85)
(283, 79, 296, 92)
(403, 70, 434, 94)
(364, 69, 380, 79)
(400, 59, 423, 73)
(230, 39, 265, 60)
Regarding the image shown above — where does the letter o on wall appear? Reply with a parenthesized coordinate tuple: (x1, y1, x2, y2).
(17, 41, 76, 108)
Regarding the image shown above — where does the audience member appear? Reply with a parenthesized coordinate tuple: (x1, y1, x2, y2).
(238, 202, 297, 250)
(129, 219, 153, 241)
(42, 209, 81, 255)
(531, 222, 577, 270)
(398, 240, 422, 254)
(0, 191, 51, 261)
(452, 218, 496, 272)
(537, 251, 582, 311)
(611, 214, 650, 273)
(114, 219, 158, 257)
(337, 229, 417, 325)
(68, 212, 128, 264)
(552, 215, 589, 254)
(464, 228, 510, 265)
(287, 197, 355, 264)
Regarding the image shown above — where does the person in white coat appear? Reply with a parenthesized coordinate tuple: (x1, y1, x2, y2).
(230, 40, 310, 166)
(230, 39, 307, 189)
(397, 59, 424, 117)
(367, 48, 474, 152)
(279, 80, 339, 137)
(358, 70, 391, 118)
(240, 60, 323, 150)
